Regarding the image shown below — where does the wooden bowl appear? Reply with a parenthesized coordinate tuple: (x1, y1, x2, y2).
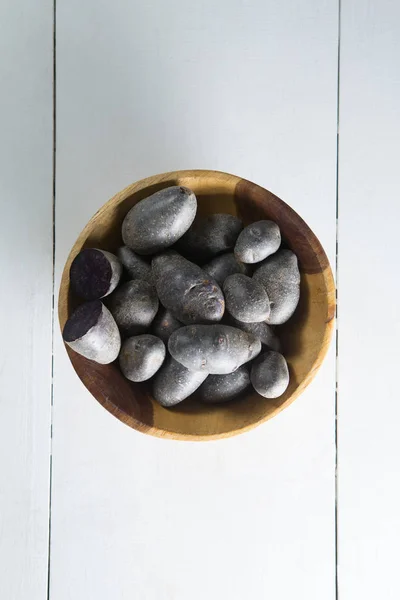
(59, 170, 335, 440)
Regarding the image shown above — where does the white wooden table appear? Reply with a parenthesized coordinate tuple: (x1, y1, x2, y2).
(1, 1, 399, 598)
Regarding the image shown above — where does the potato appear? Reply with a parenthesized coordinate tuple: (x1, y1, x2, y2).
(202, 252, 248, 286)
(198, 365, 250, 403)
(63, 300, 121, 364)
(168, 324, 261, 374)
(229, 316, 281, 351)
(234, 220, 281, 264)
(253, 249, 300, 324)
(152, 356, 208, 407)
(117, 246, 152, 281)
(152, 251, 224, 325)
(122, 186, 197, 255)
(109, 280, 158, 335)
(70, 248, 122, 300)
(119, 334, 165, 382)
(176, 213, 243, 262)
(151, 308, 182, 342)
(250, 351, 289, 398)
(223, 273, 270, 323)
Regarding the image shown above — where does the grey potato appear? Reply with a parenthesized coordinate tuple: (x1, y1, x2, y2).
(250, 351, 289, 398)
(253, 249, 300, 325)
(168, 324, 261, 374)
(235, 220, 281, 264)
(70, 248, 122, 300)
(223, 273, 270, 323)
(203, 252, 248, 286)
(151, 308, 182, 342)
(152, 251, 224, 325)
(176, 213, 243, 262)
(109, 280, 158, 335)
(229, 316, 281, 351)
(199, 365, 250, 403)
(117, 246, 152, 281)
(119, 334, 166, 382)
(63, 300, 121, 364)
(152, 356, 208, 407)
(122, 186, 197, 255)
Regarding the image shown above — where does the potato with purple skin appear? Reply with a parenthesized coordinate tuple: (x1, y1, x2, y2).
(253, 249, 300, 325)
(168, 324, 261, 375)
(202, 252, 248, 286)
(70, 248, 122, 300)
(109, 280, 159, 335)
(152, 251, 224, 325)
(198, 365, 250, 403)
(117, 246, 152, 281)
(251, 351, 289, 398)
(122, 186, 197, 255)
(119, 334, 166, 382)
(152, 356, 208, 407)
(176, 213, 243, 262)
(63, 300, 121, 364)
(151, 308, 182, 343)
(223, 273, 270, 323)
(229, 316, 281, 351)
(235, 220, 281, 264)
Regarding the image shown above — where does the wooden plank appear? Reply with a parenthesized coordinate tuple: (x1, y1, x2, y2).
(338, 1, 400, 598)
(0, 1, 53, 598)
(53, 1, 338, 598)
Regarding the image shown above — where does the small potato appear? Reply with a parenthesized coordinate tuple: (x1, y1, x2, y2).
(152, 356, 208, 407)
(152, 251, 224, 325)
(203, 252, 248, 286)
(122, 186, 197, 255)
(70, 248, 122, 300)
(176, 213, 243, 262)
(235, 220, 281, 264)
(253, 249, 300, 325)
(198, 365, 250, 403)
(63, 300, 121, 364)
(109, 280, 158, 335)
(250, 351, 289, 398)
(151, 308, 182, 343)
(119, 334, 166, 382)
(168, 324, 261, 375)
(117, 246, 152, 281)
(223, 274, 270, 323)
(229, 316, 281, 351)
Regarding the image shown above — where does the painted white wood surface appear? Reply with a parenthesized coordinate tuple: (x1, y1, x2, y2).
(52, 1, 338, 599)
(0, 1, 53, 599)
(338, 1, 400, 598)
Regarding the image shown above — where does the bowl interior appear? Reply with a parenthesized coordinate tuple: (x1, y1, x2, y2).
(59, 170, 335, 440)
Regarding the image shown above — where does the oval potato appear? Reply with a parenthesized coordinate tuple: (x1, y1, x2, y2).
(250, 351, 289, 398)
(152, 356, 208, 407)
(109, 280, 159, 335)
(70, 248, 122, 300)
(223, 273, 270, 323)
(119, 334, 166, 382)
(235, 220, 281, 264)
(176, 213, 243, 262)
(199, 365, 250, 403)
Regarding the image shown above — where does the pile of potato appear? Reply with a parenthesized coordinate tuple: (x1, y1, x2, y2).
(63, 186, 300, 407)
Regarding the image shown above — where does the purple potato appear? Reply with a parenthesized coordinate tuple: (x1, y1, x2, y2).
(223, 273, 270, 323)
(122, 186, 197, 255)
(176, 213, 243, 262)
(70, 248, 122, 300)
(152, 251, 224, 325)
(152, 356, 208, 407)
(63, 300, 121, 364)
(119, 334, 166, 382)
(151, 308, 182, 343)
(168, 324, 261, 375)
(198, 365, 250, 403)
(250, 351, 289, 398)
(229, 316, 281, 351)
(117, 246, 152, 281)
(234, 220, 281, 264)
(109, 280, 158, 335)
(202, 252, 248, 286)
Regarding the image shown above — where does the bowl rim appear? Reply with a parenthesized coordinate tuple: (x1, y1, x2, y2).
(59, 169, 335, 441)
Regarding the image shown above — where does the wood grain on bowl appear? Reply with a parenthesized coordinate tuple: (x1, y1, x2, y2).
(59, 170, 335, 440)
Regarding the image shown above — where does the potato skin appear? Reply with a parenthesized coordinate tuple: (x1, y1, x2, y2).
(63, 300, 121, 364)
(152, 251, 224, 325)
(152, 356, 208, 407)
(234, 220, 281, 264)
(117, 246, 152, 281)
(119, 334, 166, 382)
(223, 273, 270, 323)
(253, 249, 300, 325)
(198, 365, 250, 403)
(229, 316, 281, 351)
(250, 351, 289, 398)
(109, 280, 159, 335)
(176, 213, 243, 262)
(168, 324, 261, 375)
(122, 186, 197, 255)
(151, 308, 182, 343)
(202, 252, 248, 286)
